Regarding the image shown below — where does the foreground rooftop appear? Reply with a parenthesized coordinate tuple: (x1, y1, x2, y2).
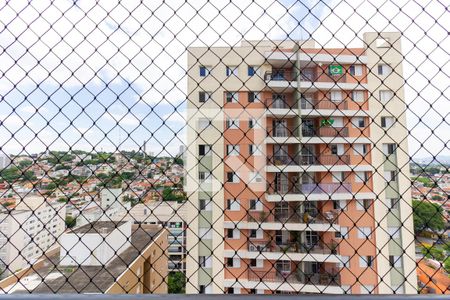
(1, 224, 165, 294)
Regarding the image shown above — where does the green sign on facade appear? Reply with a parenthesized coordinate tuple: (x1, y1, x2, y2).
(329, 65, 343, 75)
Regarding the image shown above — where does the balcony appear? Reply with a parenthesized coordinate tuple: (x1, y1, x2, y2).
(301, 99, 348, 110)
(265, 98, 298, 109)
(246, 210, 338, 225)
(247, 269, 341, 286)
(268, 183, 351, 195)
(266, 126, 298, 138)
(302, 126, 349, 138)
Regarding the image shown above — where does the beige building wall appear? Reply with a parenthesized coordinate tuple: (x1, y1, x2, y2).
(364, 32, 417, 294)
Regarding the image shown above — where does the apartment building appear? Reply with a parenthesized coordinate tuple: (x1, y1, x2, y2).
(0, 195, 66, 278)
(74, 188, 131, 227)
(127, 201, 187, 272)
(0, 221, 168, 294)
(185, 32, 416, 294)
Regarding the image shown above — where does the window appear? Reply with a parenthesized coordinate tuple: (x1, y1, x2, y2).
(388, 227, 401, 239)
(341, 256, 350, 268)
(379, 90, 394, 103)
(226, 118, 239, 129)
(342, 285, 352, 294)
(198, 171, 212, 183)
(349, 65, 363, 76)
(387, 198, 400, 210)
(226, 229, 240, 239)
(389, 255, 402, 268)
(248, 91, 259, 103)
(334, 200, 347, 211)
(226, 287, 234, 294)
(225, 91, 239, 103)
(383, 143, 397, 155)
(361, 285, 374, 294)
(352, 117, 365, 128)
(199, 256, 211, 268)
(381, 116, 395, 128)
(199, 91, 211, 102)
(199, 66, 210, 77)
(226, 66, 238, 76)
(377, 64, 392, 76)
(226, 172, 239, 183)
(358, 227, 372, 239)
(199, 228, 212, 239)
(356, 199, 371, 211)
(226, 257, 240, 268)
(248, 66, 256, 76)
(249, 229, 263, 239)
(248, 118, 256, 129)
(340, 227, 349, 239)
(332, 171, 345, 183)
(249, 144, 262, 156)
(384, 171, 397, 182)
(355, 171, 369, 183)
(226, 145, 240, 156)
(249, 172, 263, 183)
(198, 118, 210, 130)
(250, 259, 263, 268)
(330, 144, 344, 155)
(352, 91, 364, 102)
(199, 285, 206, 294)
(226, 199, 240, 211)
(330, 91, 343, 102)
(199, 144, 212, 156)
(359, 256, 374, 267)
(392, 285, 404, 294)
(353, 144, 368, 156)
(199, 199, 212, 211)
(249, 199, 262, 211)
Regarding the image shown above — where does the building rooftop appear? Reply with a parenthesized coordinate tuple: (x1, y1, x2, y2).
(70, 221, 127, 234)
(2, 224, 165, 294)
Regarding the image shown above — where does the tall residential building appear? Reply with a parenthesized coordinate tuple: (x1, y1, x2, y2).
(185, 32, 416, 294)
(0, 195, 66, 278)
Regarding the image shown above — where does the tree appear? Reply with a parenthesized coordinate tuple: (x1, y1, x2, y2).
(162, 188, 185, 202)
(168, 271, 185, 294)
(65, 216, 76, 228)
(413, 200, 445, 233)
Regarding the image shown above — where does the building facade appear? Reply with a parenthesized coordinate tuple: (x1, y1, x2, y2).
(128, 201, 187, 273)
(0, 196, 66, 277)
(185, 32, 416, 294)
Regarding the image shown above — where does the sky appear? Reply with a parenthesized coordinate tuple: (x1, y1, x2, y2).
(0, 0, 448, 159)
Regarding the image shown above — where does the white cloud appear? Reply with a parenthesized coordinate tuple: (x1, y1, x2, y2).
(312, 0, 450, 158)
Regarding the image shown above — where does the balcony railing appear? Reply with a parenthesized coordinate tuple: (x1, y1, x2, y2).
(302, 126, 349, 137)
(301, 99, 349, 110)
(264, 70, 296, 81)
(246, 210, 339, 225)
(247, 270, 341, 286)
(265, 98, 299, 109)
(302, 183, 351, 194)
(268, 183, 351, 195)
(267, 154, 349, 166)
(267, 126, 298, 138)
(248, 241, 338, 255)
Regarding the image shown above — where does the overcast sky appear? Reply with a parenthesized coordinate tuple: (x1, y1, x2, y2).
(0, 0, 448, 159)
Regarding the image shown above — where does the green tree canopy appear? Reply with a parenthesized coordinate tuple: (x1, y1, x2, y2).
(413, 200, 445, 233)
(168, 271, 186, 294)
